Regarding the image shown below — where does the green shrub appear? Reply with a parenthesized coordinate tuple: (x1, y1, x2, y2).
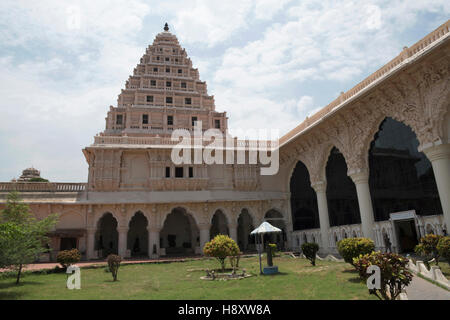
(203, 234, 239, 272)
(56, 249, 81, 269)
(437, 236, 450, 263)
(353, 251, 413, 300)
(415, 234, 442, 266)
(301, 242, 319, 266)
(337, 237, 374, 266)
(106, 254, 122, 281)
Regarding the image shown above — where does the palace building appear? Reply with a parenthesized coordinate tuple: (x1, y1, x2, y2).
(0, 21, 449, 261)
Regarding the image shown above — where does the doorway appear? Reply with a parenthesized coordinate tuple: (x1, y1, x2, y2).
(60, 237, 77, 251)
(394, 219, 418, 253)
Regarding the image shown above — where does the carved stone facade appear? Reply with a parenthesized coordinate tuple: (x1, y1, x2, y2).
(283, 21, 450, 254)
(1, 21, 449, 260)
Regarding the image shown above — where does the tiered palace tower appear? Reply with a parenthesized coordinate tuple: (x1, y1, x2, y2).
(83, 23, 261, 193)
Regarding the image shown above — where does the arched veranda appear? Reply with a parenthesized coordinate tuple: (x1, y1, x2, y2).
(289, 160, 319, 230)
(210, 210, 229, 239)
(237, 209, 255, 252)
(127, 211, 148, 257)
(95, 212, 118, 258)
(160, 207, 199, 255)
(368, 117, 442, 252)
(326, 147, 361, 226)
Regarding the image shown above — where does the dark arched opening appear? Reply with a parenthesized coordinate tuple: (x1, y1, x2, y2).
(95, 213, 118, 257)
(127, 211, 148, 257)
(160, 207, 199, 255)
(289, 160, 319, 230)
(326, 147, 361, 226)
(369, 117, 442, 221)
(237, 209, 255, 252)
(210, 210, 229, 239)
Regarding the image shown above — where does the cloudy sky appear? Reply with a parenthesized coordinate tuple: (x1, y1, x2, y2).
(0, 0, 448, 182)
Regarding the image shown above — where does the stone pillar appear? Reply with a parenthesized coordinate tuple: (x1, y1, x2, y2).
(147, 226, 161, 259)
(229, 222, 238, 243)
(417, 222, 425, 239)
(311, 181, 330, 254)
(118, 226, 128, 258)
(422, 143, 450, 234)
(199, 223, 211, 252)
(349, 171, 375, 241)
(86, 227, 96, 260)
(374, 227, 380, 249)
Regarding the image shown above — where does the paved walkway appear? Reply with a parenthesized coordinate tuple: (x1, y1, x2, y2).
(405, 274, 450, 300)
(0, 256, 206, 272)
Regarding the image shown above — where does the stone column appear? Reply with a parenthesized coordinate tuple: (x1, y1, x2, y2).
(417, 222, 425, 239)
(349, 171, 375, 241)
(422, 143, 450, 234)
(199, 223, 211, 252)
(147, 226, 161, 259)
(86, 227, 96, 260)
(311, 181, 330, 254)
(229, 222, 238, 243)
(374, 227, 380, 249)
(118, 226, 128, 258)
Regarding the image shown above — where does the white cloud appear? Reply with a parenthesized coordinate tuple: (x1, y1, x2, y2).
(155, 0, 292, 47)
(212, 0, 450, 138)
(0, 0, 449, 181)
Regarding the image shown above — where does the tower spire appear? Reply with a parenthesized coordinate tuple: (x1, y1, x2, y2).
(164, 22, 169, 31)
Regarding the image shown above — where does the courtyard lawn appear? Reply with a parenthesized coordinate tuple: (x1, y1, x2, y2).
(0, 256, 377, 300)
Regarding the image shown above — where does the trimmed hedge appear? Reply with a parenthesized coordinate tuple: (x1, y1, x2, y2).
(203, 234, 240, 271)
(337, 237, 374, 266)
(56, 249, 81, 269)
(437, 236, 450, 264)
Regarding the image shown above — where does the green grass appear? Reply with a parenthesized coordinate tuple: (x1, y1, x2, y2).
(0, 256, 377, 300)
(432, 260, 450, 278)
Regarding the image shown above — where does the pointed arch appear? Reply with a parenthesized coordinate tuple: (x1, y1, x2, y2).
(95, 212, 118, 257)
(326, 147, 361, 226)
(210, 209, 229, 238)
(289, 160, 319, 230)
(368, 117, 442, 221)
(127, 211, 149, 257)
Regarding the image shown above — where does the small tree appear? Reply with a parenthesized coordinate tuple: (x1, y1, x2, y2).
(353, 251, 413, 300)
(0, 192, 58, 284)
(437, 236, 450, 264)
(415, 234, 442, 267)
(337, 237, 374, 266)
(301, 242, 319, 266)
(107, 254, 122, 281)
(203, 235, 239, 272)
(57, 249, 81, 269)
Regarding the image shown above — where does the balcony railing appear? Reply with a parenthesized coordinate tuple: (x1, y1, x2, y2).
(93, 135, 277, 149)
(0, 182, 87, 192)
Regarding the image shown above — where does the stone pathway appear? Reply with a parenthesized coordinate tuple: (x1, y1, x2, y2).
(405, 274, 450, 300)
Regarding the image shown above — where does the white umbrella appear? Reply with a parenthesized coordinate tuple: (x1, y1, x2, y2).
(251, 222, 282, 274)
